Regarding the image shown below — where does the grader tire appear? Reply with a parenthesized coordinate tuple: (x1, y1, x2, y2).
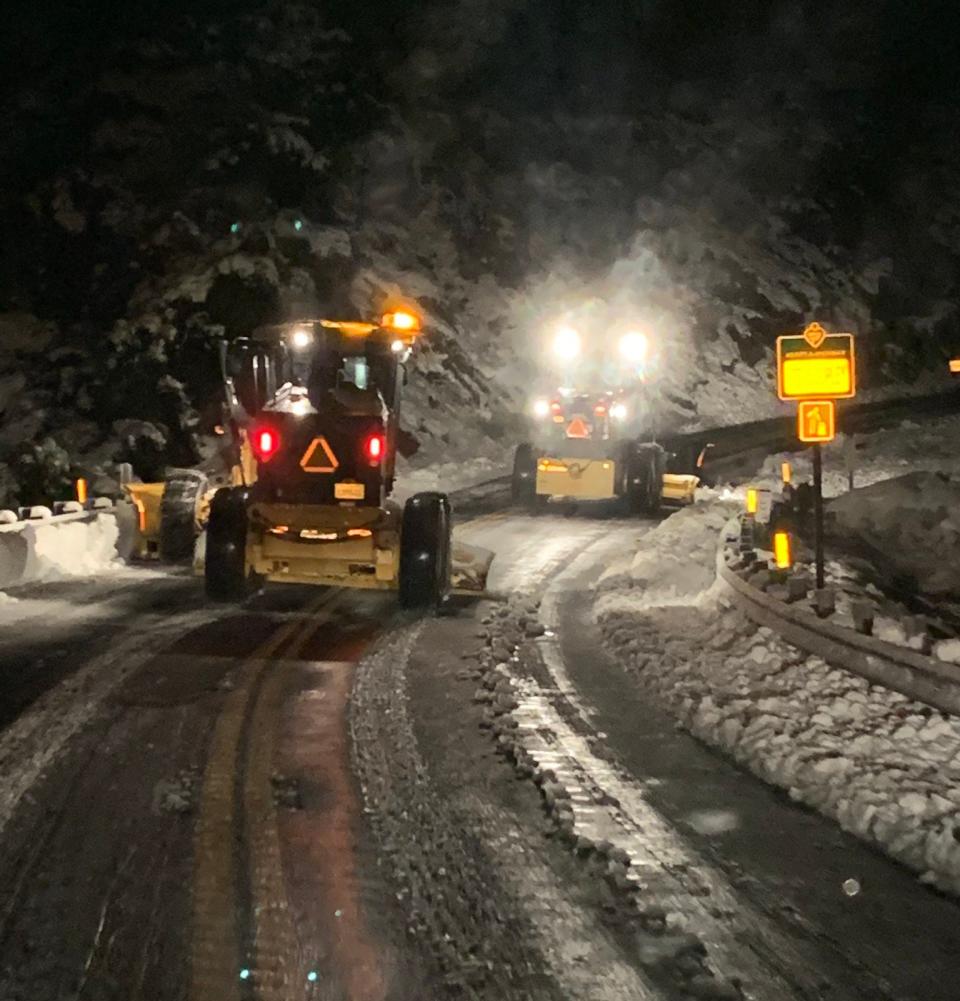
(399, 492, 451, 610)
(159, 469, 208, 563)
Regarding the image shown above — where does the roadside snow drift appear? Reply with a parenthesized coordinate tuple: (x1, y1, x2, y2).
(597, 497, 960, 897)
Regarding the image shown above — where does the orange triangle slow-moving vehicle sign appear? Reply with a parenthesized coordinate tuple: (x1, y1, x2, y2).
(300, 436, 339, 473)
(565, 417, 590, 439)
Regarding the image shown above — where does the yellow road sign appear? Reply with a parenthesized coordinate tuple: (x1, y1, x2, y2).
(777, 326, 856, 400)
(797, 399, 836, 443)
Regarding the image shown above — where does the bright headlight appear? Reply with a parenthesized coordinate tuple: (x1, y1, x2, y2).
(290, 327, 313, 349)
(533, 399, 550, 418)
(553, 326, 581, 360)
(619, 331, 647, 363)
(610, 402, 627, 420)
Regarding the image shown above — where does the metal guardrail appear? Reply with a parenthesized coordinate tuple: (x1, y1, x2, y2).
(716, 517, 960, 717)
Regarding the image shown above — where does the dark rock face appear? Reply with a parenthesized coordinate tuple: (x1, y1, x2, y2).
(1, 1, 959, 502)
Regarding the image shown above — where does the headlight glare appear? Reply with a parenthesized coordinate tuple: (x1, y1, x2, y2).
(552, 326, 581, 360)
(619, 331, 647, 363)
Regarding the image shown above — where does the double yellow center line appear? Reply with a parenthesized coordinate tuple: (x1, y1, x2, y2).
(189, 591, 334, 1001)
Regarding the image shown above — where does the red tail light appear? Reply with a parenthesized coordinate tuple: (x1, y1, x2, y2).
(594, 403, 607, 417)
(364, 432, 385, 464)
(251, 425, 281, 462)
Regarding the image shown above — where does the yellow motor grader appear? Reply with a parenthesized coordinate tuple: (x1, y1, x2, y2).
(512, 325, 700, 514)
(126, 311, 485, 608)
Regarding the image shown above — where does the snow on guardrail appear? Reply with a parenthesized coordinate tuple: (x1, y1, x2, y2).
(718, 515, 960, 717)
(0, 499, 138, 590)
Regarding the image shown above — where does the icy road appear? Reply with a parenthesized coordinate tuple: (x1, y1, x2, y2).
(1, 503, 960, 1000)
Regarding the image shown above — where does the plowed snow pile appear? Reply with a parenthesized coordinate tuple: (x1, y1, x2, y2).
(824, 472, 960, 598)
(0, 514, 120, 591)
(596, 497, 960, 896)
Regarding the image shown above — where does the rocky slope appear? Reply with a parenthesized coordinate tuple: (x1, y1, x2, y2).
(1, 0, 958, 503)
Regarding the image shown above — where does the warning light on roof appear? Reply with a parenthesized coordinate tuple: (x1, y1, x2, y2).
(746, 488, 759, 515)
(382, 310, 420, 332)
(773, 530, 792, 569)
(75, 478, 88, 504)
(950, 359, 960, 374)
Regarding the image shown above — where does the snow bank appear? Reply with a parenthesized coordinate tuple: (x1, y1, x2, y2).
(392, 455, 509, 504)
(596, 498, 960, 896)
(0, 514, 122, 591)
(824, 472, 960, 598)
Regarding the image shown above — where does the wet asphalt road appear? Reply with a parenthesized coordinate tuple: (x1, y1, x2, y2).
(0, 506, 959, 999)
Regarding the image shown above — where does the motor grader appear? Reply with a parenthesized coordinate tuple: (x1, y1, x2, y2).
(127, 310, 479, 608)
(511, 324, 701, 514)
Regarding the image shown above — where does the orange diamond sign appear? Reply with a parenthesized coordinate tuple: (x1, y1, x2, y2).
(802, 322, 827, 349)
(300, 436, 339, 473)
(797, 400, 836, 443)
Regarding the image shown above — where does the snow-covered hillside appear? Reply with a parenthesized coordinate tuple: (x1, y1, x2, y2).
(2, 0, 959, 504)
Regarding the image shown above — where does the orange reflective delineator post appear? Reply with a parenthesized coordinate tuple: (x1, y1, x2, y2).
(773, 530, 792, 570)
(745, 487, 759, 515)
(797, 400, 836, 443)
(781, 461, 792, 485)
(75, 478, 88, 504)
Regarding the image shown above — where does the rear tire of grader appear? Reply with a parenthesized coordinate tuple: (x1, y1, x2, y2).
(204, 487, 251, 602)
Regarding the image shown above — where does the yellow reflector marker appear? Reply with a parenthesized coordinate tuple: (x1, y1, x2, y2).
(781, 462, 792, 484)
(773, 531, 792, 569)
(131, 495, 146, 532)
(75, 478, 88, 504)
(746, 488, 759, 515)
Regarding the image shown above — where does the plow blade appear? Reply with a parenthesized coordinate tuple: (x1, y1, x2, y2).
(661, 473, 699, 505)
(451, 541, 495, 595)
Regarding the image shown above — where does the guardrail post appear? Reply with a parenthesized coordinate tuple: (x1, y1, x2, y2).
(813, 587, 836, 619)
(851, 600, 874, 636)
(903, 615, 932, 654)
(786, 575, 809, 603)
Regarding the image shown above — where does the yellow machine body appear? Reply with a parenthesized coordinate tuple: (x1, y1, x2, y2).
(535, 457, 699, 505)
(122, 482, 165, 557)
(243, 502, 400, 590)
(660, 473, 699, 505)
(536, 457, 617, 500)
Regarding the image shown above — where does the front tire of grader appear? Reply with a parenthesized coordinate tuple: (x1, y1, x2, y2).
(511, 443, 539, 508)
(204, 487, 250, 602)
(399, 491, 452, 611)
(159, 468, 208, 563)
